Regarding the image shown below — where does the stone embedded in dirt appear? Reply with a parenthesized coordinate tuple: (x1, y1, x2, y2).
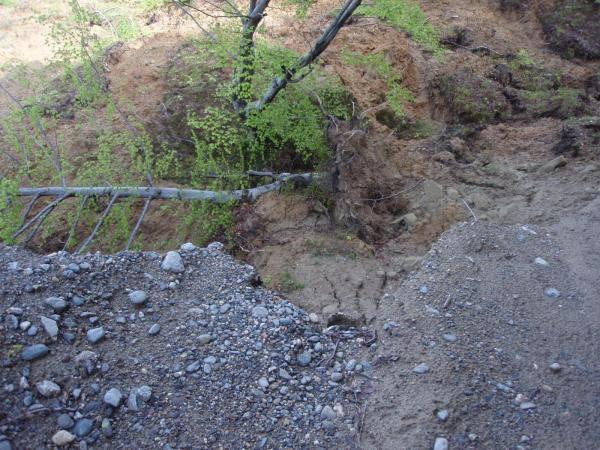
(5, 314, 18, 330)
(73, 418, 93, 437)
(161, 251, 185, 273)
(520, 402, 536, 410)
(434, 437, 449, 450)
(104, 388, 123, 407)
(127, 385, 152, 411)
(550, 362, 562, 372)
(320, 405, 336, 420)
(413, 363, 430, 374)
(44, 296, 67, 313)
(87, 327, 105, 344)
(21, 344, 49, 361)
(539, 155, 567, 173)
(331, 372, 344, 382)
(207, 242, 224, 251)
(0, 440, 12, 450)
(252, 305, 269, 319)
(198, 334, 212, 345)
(75, 350, 98, 376)
(148, 323, 161, 335)
(535, 257, 549, 267)
(443, 333, 457, 343)
(544, 288, 561, 298)
(423, 179, 445, 203)
(296, 351, 312, 367)
(180, 242, 197, 252)
(57, 413, 74, 429)
(437, 410, 449, 421)
(128, 290, 148, 305)
(36, 380, 61, 397)
(51, 430, 75, 446)
(40, 316, 58, 338)
(101, 418, 113, 437)
(258, 377, 269, 388)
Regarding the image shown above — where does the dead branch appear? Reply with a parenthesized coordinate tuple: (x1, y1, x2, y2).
(20, 193, 40, 225)
(16, 172, 320, 203)
(247, 0, 362, 113)
(77, 192, 119, 254)
(125, 197, 152, 251)
(13, 194, 71, 239)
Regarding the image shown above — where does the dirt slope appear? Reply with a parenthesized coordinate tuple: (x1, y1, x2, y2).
(361, 198, 600, 449)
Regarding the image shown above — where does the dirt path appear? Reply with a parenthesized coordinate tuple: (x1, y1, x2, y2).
(361, 197, 600, 449)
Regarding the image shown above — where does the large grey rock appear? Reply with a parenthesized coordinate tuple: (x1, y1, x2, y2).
(44, 296, 67, 313)
(40, 316, 58, 338)
(36, 380, 61, 397)
(161, 251, 185, 273)
(21, 344, 49, 361)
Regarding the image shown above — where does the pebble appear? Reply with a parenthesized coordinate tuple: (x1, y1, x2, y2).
(297, 352, 312, 367)
(21, 344, 49, 361)
(5, 315, 18, 330)
(442, 333, 457, 343)
(27, 325, 38, 336)
(279, 368, 292, 380)
(198, 334, 212, 345)
(520, 402, 536, 410)
(52, 430, 76, 446)
(101, 418, 113, 437)
(44, 296, 68, 313)
(258, 377, 269, 388)
(40, 316, 59, 338)
(73, 418, 93, 437)
(544, 288, 560, 298)
(129, 291, 148, 305)
(413, 363, 430, 374)
(550, 362, 562, 372)
(104, 388, 123, 407)
(87, 327, 105, 344)
(36, 380, 61, 397)
(19, 320, 31, 331)
(535, 257, 549, 267)
(437, 410, 449, 421)
(434, 437, 449, 450)
(161, 251, 185, 273)
(320, 405, 336, 420)
(252, 306, 269, 319)
(57, 413, 74, 429)
(180, 242, 197, 252)
(330, 372, 344, 382)
(148, 323, 161, 335)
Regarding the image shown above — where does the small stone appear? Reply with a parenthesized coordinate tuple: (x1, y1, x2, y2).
(321, 405, 336, 420)
(180, 242, 196, 252)
(442, 333, 457, 343)
(137, 385, 152, 402)
(419, 285, 429, 294)
(129, 291, 148, 305)
(21, 344, 49, 361)
(544, 288, 560, 298)
(57, 413, 74, 429)
(198, 334, 212, 345)
(413, 363, 430, 374)
(148, 323, 161, 335)
(207, 242, 224, 251)
(101, 418, 113, 437)
(40, 316, 59, 338)
(279, 368, 292, 380)
(19, 321, 31, 331)
(258, 377, 269, 388)
(219, 303, 231, 314)
(87, 327, 105, 344)
(297, 352, 311, 367)
(36, 380, 61, 397)
(550, 362, 562, 372)
(434, 437, 449, 450)
(437, 410, 449, 421)
(252, 306, 269, 319)
(308, 313, 319, 323)
(52, 430, 76, 446)
(27, 325, 38, 336)
(535, 257, 549, 267)
(330, 372, 344, 382)
(44, 296, 68, 313)
(161, 251, 185, 273)
(520, 402, 536, 410)
(186, 361, 201, 373)
(73, 418, 93, 437)
(103, 388, 122, 407)
(4, 315, 18, 330)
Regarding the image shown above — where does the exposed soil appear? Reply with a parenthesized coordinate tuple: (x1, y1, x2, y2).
(1, 0, 600, 448)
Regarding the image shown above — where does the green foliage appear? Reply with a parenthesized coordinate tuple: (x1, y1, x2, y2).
(358, 0, 442, 55)
(0, 179, 20, 243)
(279, 271, 305, 292)
(507, 49, 561, 92)
(182, 200, 235, 245)
(283, 0, 316, 18)
(0, 0, 16, 6)
(342, 50, 413, 117)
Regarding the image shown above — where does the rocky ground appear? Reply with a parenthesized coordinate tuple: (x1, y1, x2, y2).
(0, 243, 375, 449)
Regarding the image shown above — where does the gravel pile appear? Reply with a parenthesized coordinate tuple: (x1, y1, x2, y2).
(0, 243, 372, 449)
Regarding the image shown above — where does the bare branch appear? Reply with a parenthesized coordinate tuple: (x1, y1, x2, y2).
(17, 173, 321, 203)
(13, 194, 71, 239)
(77, 192, 119, 254)
(20, 193, 40, 225)
(247, 0, 362, 113)
(125, 197, 152, 251)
